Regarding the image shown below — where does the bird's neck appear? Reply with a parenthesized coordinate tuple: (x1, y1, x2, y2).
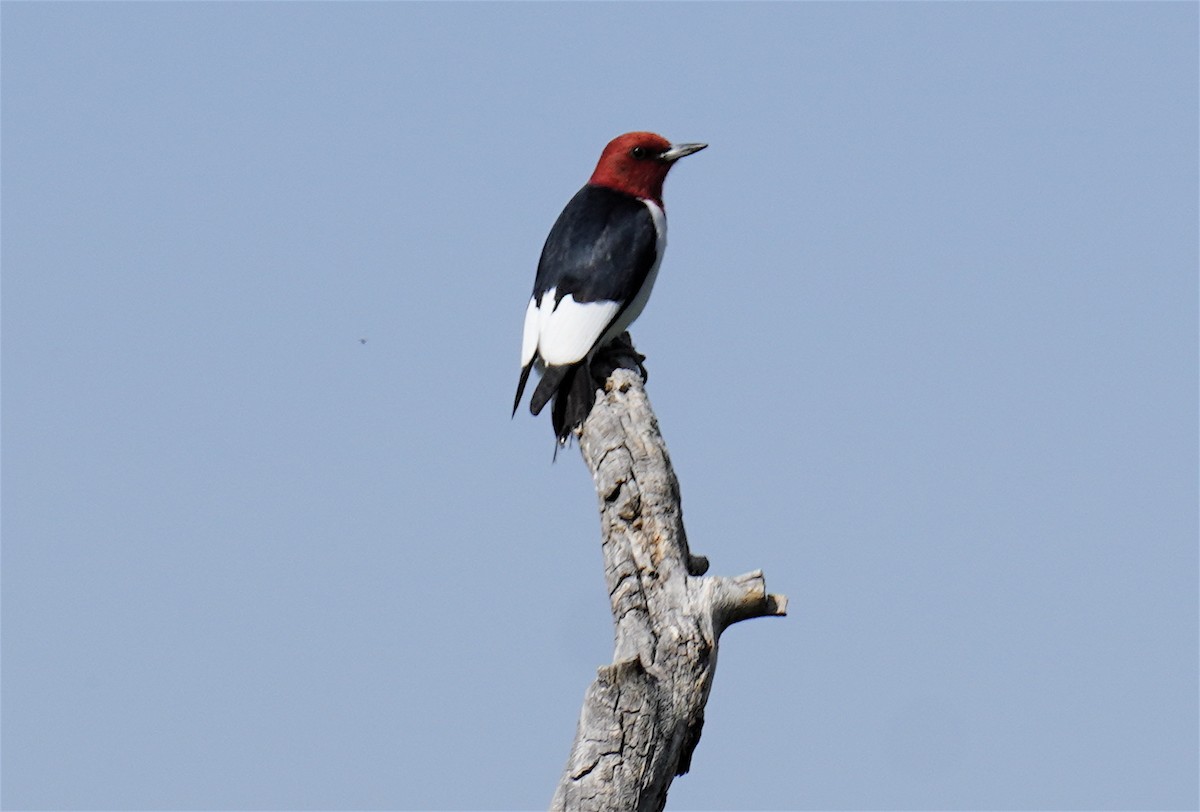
(587, 169, 666, 208)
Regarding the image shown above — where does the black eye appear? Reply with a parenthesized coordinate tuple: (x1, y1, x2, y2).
(630, 146, 649, 159)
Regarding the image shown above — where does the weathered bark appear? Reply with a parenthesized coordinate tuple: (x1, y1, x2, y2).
(551, 335, 788, 812)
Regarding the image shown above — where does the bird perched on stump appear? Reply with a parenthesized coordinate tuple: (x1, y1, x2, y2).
(512, 131, 707, 447)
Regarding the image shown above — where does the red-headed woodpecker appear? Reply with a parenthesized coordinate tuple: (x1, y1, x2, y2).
(512, 132, 707, 446)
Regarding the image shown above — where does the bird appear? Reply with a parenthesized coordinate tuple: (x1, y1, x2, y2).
(512, 131, 707, 447)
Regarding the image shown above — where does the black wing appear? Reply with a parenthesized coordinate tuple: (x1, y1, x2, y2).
(532, 185, 659, 308)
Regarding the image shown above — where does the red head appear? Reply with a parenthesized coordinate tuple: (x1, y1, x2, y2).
(587, 131, 707, 206)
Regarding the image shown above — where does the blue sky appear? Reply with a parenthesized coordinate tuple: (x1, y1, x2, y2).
(3, 3, 1196, 810)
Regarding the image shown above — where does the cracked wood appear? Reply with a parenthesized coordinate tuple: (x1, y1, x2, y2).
(550, 335, 787, 812)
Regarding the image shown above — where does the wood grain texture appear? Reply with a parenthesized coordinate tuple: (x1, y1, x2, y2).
(551, 335, 787, 812)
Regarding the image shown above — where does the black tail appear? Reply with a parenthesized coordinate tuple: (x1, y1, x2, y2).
(531, 361, 601, 447)
(512, 362, 534, 416)
(558, 362, 600, 444)
(549, 364, 581, 445)
(530, 364, 571, 417)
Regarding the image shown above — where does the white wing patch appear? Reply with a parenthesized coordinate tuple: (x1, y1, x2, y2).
(538, 293, 621, 366)
(520, 296, 540, 367)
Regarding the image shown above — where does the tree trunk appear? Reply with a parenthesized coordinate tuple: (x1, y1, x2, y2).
(550, 336, 788, 812)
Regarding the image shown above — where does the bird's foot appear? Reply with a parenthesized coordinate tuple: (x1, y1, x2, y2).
(592, 332, 648, 384)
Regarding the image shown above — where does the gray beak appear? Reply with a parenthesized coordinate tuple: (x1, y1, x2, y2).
(660, 142, 708, 162)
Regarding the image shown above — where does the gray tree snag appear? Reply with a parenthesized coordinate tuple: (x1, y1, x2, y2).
(551, 335, 788, 812)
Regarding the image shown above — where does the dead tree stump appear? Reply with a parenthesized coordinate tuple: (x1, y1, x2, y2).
(550, 336, 787, 811)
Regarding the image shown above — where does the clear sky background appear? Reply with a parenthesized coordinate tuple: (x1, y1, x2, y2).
(2, 3, 1196, 811)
